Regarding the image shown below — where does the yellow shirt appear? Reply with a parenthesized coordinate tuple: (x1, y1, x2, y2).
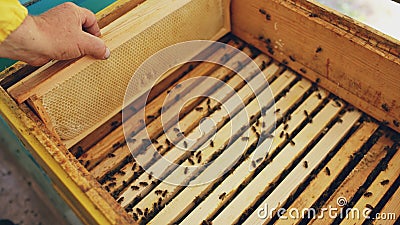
(0, 0, 28, 43)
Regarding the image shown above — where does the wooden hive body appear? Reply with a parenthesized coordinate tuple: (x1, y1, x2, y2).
(0, 0, 399, 224)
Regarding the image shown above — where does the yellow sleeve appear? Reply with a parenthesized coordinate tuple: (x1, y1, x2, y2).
(0, 0, 28, 43)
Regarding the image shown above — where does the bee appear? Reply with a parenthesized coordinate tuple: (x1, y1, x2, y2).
(183, 141, 188, 149)
(139, 182, 148, 187)
(155, 190, 163, 195)
(219, 192, 227, 200)
(132, 213, 139, 220)
(304, 110, 309, 117)
(393, 120, 399, 127)
(117, 170, 126, 176)
(147, 115, 155, 119)
(290, 140, 295, 146)
(251, 160, 257, 168)
(207, 98, 211, 105)
(132, 163, 137, 171)
(256, 158, 263, 163)
(157, 145, 163, 151)
(255, 120, 260, 127)
(285, 133, 290, 140)
(153, 202, 158, 211)
(158, 197, 162, 206)
(131, 185, 140, 190)
(162, 190, 168, 197)
(112, 142, 121, 150)
(148, 172, 153, 180)
(117, 197, 124, 204)
(241, 137, 250, 141)
(266, 14, 271, 20)
(127, 138, 136, 143)
(381, 103, 389, 112)
(380, 179, 389, 186)
(197, 155, 202, 163)
(173, 127, 180, 133)
(279, 131, 285, 138)
(165, 139, 171, 146)
(175, 94, 180, 101)
(261, 60, 268, 70)
(144, 208, 149, 217)
(289, 55, 296, 62)
(195, 107, 203, 111)
(325, 167, 331, 176)
(107, 153, 116, 158)
(136, 208, 143, 215)
(151, 139, 159, 144)
(303, 161, 308, 168)
(300, 68, 307, 73)
(363, 192, 373, 197)
(267, 46, 274, 55)
(108, 182, 117, 188)
(104, 186, 110, 192)
(284, 124, 289, 130)
(309, 13, 318, 17)
(184, 167, 189, 175)
(210, 140, 214, 147)
(142, 139, 152, 145)
(251, 126, 257, 133)
(195, 151, 201, 158)
(317, 93, 322, 99)
(188, 157, 195, 165)
(259, 9, 266, 15)
(315, 47, 322, 53)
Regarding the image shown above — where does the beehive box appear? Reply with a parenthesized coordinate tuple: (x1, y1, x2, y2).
(0, 0, 399, 224)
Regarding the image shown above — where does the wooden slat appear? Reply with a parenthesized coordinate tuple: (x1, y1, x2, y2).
(274, 121, 379, 225)
(243, 110, 362, 225)
(90, 53, 271, 180)
(80, 43, 243, 170)
(149, 78, 317, 224)
(231, 0, 400, 132)
(119, 62, 288, 208)
(373, 185, 400, 225)
(340, 145, 400, 225)
(211, 99, 344, 224)
(310, 135, 393, 225)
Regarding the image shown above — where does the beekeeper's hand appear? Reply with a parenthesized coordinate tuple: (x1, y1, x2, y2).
(0, 2, 110, 66)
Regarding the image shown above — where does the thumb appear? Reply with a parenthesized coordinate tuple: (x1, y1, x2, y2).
(79, 32, 110, 59)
